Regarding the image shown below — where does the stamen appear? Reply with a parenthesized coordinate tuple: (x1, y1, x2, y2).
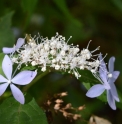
(101, 53, 107, 62)
(11, 63, 22, 78)
(87, 40, 92, 49)
(67, 36, 72, 43)
(91, 46, 100, 53)
(54, 32, 59, 38)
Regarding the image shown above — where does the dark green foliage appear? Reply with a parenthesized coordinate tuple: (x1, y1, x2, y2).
(0, 0, 122, 123)
(0, 12, 15, 51)
(0, 97, 48, 124)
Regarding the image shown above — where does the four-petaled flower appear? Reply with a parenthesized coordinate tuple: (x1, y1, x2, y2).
(2, 38, 25, 54)
(86, 54, 120, 110)
(0, 55, 37, 104)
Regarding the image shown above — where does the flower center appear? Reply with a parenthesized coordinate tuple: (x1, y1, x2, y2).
(108, 73, 112, 78)
(7, 80, 11, 84)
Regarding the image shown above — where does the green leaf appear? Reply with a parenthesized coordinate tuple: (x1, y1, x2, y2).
(21, 0, 38, 14)
(79, 70, 100, 84)
(64, 22, 90, 43)
(53, 0, 82, 27)
(0, 97, 48, 124)
(21, 0, 38, 28)
(111, 0, 122, 12)
(82, 82, 91, 89)
(0, 53, 4, 75)
(21, 65, 37, 71)
(0, 12, 15, 51)
(116, 90, 122, 110)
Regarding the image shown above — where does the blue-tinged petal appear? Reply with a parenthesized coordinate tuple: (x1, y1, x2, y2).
(108, 71, 120, 84)
(107, 90, 116, 110)
(86, 84, 105, 98)
(15, 38, 25, 49)
(0, 75, 8, 83)
(109, 82, 119, 102)
(0, 83, 9, 96)
(99, 72, 108, 86)
(99, 53, 107, 78)
(103, 81, 111, 90)
(108, 57, 115, 73)
(2, 55, 12, 80)
(12, 70, 37, 85)
(2, 47, 15, 54)
(10, 84, 24, 104)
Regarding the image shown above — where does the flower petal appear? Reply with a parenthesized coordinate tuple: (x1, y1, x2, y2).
(99, 72, 108, 86)
(2, 47, 15, 54)
(86, 84, 105, 98)
(15, 38, 25, 49)
(108, 57, 115, 73)
(12, 70, 37, 85)
(0, 83, 9, 96)
(2, 55, 12, 80)
(99, 54, 107, 79)
(0, 75, 8, 83)
(109, 82, 119, 102)
(10, 84, 24, 104)
(107, 90, 116, 110)
(112, 71, 120, 79)
(108, 71, 120, 84)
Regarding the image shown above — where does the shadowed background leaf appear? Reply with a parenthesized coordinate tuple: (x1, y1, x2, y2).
(0, 96, 48, 124)
(0, 12, 15, 51)
(0, 0, 122, 123)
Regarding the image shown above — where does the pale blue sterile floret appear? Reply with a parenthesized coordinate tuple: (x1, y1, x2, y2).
(0, 55, 37, 104)
(2, 38, 25, 54)
(86, 54, 120, 110)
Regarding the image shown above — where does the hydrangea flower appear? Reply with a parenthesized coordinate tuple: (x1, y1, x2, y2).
(5, 33, 101, 79)
(2, 38, 25, 54)
(86, 54, 120, 110)
(0, 55, 37, 104)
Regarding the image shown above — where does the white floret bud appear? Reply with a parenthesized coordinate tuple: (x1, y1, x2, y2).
(44, 44, 49, 51)
(11, 57, 18, 63)
(73, 48, 80, 55)
(52, 59, 56, 63)
(74, 71, 81, 79)
(62, 45, 69, 51)
(81, 49, 91, 59)
(50, 49, 56, 55)
(86, 53, 91, 59)
(50, 40, 57, 47)
(38, 44, 43, 49)
(94, 60, 100, 67)
(55, 65, 60, 70)
(31, 61, 37, 66)
(80, 65, 84, 70)
(41, 66, 46, 72)
(57, 42, 62, 48)
(91, 69, 96, 73)
(60, 50, 65, 56)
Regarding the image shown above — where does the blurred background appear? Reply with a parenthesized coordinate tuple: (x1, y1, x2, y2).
(0, 0, 122, 123)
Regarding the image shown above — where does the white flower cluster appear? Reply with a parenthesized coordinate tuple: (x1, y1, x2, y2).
(10, 33, 100, 79)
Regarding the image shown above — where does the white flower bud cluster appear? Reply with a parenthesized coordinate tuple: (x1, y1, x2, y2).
(11, 33, 101, 79)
